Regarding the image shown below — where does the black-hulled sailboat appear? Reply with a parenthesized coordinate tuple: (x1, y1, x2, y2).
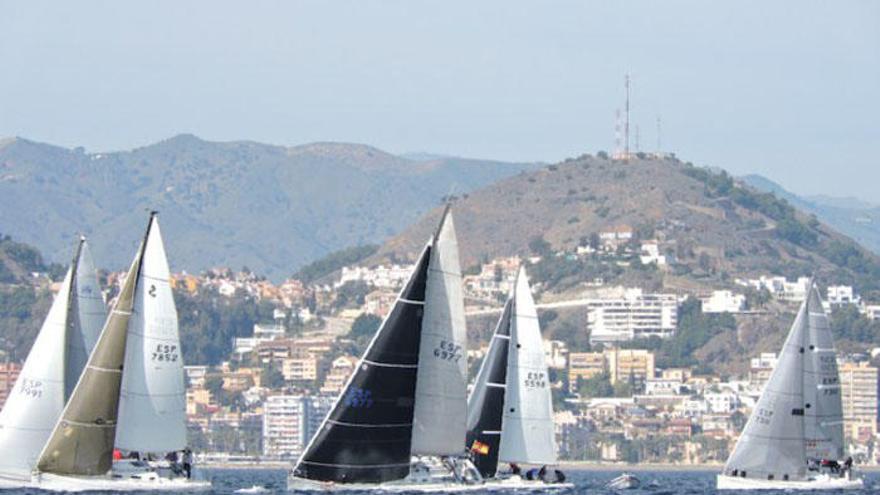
(288, 208, 476, 491)
(466, 267, 571, 490)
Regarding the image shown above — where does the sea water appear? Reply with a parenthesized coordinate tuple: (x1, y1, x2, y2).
(2, 469, 876, 494)
(205, 468, 880, 494)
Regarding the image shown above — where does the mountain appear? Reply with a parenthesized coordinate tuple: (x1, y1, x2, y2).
(741, 174, 880, 256)
(0, 135, 538, 279)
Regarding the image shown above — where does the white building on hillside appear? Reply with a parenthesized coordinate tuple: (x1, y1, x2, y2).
(587, 288, 678, 344)
(700, 290, 746, 314)
(827, 285, 860, 306)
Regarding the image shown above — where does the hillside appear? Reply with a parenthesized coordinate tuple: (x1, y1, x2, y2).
(0, 135, 537, 279)
(742, 174, 880, 256)
(375, 154, 880, 373)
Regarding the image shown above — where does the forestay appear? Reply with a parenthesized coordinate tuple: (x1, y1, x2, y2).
(66, 239, 107, 400)
(412, 209, 469, 457)
(803, 285, 844, 461)
(116, 216, 187, 454)
(499, 268, 557, 466)
(465, 298, 512, 478)
(293, 245, 432, 484)
(724, 297, 809, 481)
(0, 269, 73, 478)
(37, 243, 143, 476)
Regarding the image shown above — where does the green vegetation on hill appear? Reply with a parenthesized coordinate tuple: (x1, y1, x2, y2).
(294, 245, 378, 283)
(175, 288, 276, 365)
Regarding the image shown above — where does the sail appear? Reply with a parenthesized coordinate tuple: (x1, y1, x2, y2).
(66, 239, 107, 400)
(465, 298, 512, 478)
(0, 269, 73, 478)
(724, 298, 809, 481)
(115, 215, 187, 453)
(499, 267, 557, 466)
(803, 285, 845, 460)
(412, 208, 469, 456)
(37, 243, 143, 476)
(293, 245, 432, 484)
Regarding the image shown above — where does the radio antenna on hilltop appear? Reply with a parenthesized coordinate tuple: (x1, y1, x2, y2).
(624, 74, 631, 157)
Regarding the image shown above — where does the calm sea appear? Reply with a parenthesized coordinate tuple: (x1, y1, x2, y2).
(2, 469, 876, 494)
(202, 468, 880, 494)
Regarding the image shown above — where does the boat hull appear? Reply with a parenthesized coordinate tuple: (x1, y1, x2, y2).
(717, 474, 864, 490)
(26, 472, 212, 492)
(287, 474, 573, 492)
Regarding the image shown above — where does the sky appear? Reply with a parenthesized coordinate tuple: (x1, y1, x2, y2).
(1, 1, 878, 201)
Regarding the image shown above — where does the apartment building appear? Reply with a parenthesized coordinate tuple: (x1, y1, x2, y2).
(839, 361, 879, 443)
(587, 288, 678, 344)
(262, 395, 333, 460)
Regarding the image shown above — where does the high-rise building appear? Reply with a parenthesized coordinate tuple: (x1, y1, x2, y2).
(568, 352, 605, 391)
(839, 361, 878, 443)
(587, 288, 678, 344)
(262, 395, 334, 460)
(605, 349, 655, 387)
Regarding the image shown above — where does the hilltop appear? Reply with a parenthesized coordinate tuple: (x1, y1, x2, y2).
(0, 135, 538, 279)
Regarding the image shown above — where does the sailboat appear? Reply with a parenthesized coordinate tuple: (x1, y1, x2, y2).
(0, 238, 105, 486)
(288, 208, 477, 491)
(29, 212, 210, 491)
(717, 283, 863, 490)
(466, 267, 571, 489)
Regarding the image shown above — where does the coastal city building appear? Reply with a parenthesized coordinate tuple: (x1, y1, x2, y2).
(587, 288, 678, 343)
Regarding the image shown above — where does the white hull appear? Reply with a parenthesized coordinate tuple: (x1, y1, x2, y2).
(288, 474, 573, 492)
(717, 473, 864, 490)
(23, 471, 212, 492)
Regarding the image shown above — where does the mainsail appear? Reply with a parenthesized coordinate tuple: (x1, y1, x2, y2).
(465, 298, 512, 478)
(724, 296, 809, 481)
(115, 215, 187, 453)
(37, 236, 144, 476)
(803, 285, 845, 461)
(412, 208, 469, 456)
(293, 245, 432, 484)
(498, 267, 557, 466)
(66, 239, 107, 400)
(0, 238, 106, 478)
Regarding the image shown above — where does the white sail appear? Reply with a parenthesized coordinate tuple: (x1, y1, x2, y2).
(115, 215, 187, 453)
(66, 239, 107, 399)
(724, 298, 809, 481)
(499, 267, 557, 466)
(412, 208, 469, 456)
(803, 285, 845, 460)
(0, 269, 73, 478)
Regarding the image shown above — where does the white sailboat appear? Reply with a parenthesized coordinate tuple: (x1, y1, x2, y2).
(289, 208, 480, 492)
(0, 238, 105, 486)
(717, 283, 863, 490)
(29, 213, 210, 491)
(466, 267, 571, 490)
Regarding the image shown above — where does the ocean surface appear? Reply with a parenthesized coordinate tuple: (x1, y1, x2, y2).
(202, 468, 879, 494)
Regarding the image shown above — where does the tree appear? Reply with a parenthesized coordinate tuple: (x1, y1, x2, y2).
(351, 313, 382, 339)
(528, 236, 552, 256)
(578, 372, 614, 398)
(261, 361, 286, 390)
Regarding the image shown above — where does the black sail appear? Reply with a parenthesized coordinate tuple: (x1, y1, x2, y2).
(293, 245, 431, 484)
(465, 298, 513, 478)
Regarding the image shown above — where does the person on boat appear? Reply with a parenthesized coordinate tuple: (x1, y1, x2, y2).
(509, 463, 522, 476)
(182, 448, 193, 479)
(554, 469, 566, 483)
(843, 456, 853, 478)
(538, 465, 547, 482)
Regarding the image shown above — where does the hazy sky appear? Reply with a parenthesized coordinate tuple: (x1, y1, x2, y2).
(1, 1, 878, 200)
